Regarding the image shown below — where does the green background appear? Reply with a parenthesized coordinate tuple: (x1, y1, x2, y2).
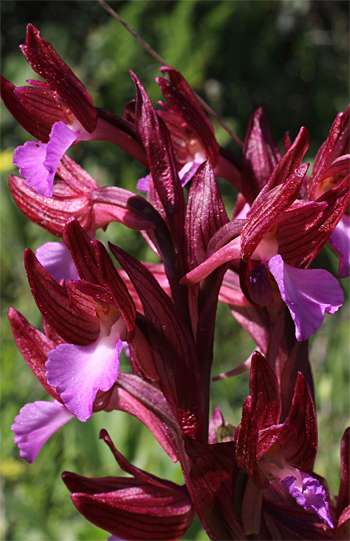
(1, 1, 349, 539)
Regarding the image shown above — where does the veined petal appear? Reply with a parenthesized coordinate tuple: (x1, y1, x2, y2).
(282, 472, 334, 529)
(11, 400, 74, 463)
(46, 323, 124, 422)
(268, 254, 343, 341)
(13, 121, 78, 197)
(36, 241, 79, 282)
(328, 214, 350, 278)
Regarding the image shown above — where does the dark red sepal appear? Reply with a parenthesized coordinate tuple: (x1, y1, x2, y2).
(24, 249, 100, 345)
(0, 75, 51, 141)
(308, 107, 349, 198)
(243, 107, 281, 197)
(235, 352, 284, 485)
(234, 395, 270, 489)
(62, 218, 102, 284)
(277, 199, 328, 264)
(336, 428, 350, 519)
(301, 173, 350, 267)
(9, 174, 93, 237)
(62, 471, 139, 494)
(279, 372, 317, 471)
(15, 85, 67, 126)
(157, 67, 220, 165)
(241, 163, 309, 261)
(185, 160, 229, 270)
(259, 126, 310, 195)
(263, 499, 335, 540)
(8, 307, 61, 401)
(185, 438, 247, 540)
(249, 351, 282, 431)
(106, 373, 182, 462)
(68, 483, 194, 541)
(56, 154, 99, 192)
(63, 219, 136, 340)
(94, 241, 136, 341)
(131, 72, 186, 240)
(63, 429, 194, 541)
(22, 24, 97, 132)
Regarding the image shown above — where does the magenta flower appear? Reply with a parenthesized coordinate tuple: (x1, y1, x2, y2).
(181, 117, 348, 340)
(9, 154, 156, 238)
(22, 219, 137, 421)
(1, 24, 148, 196)
(4, 22, 349, 541)
(235, 351, 334, 530)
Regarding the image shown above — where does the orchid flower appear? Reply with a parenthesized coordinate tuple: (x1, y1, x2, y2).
(23, 219, 137, 422)
(136, 66, 242, 193)
(3, 22, 349, 541)
(1, 24, 148, 196)
(235, 351, 334, 531)
(181, 120, 347, 341)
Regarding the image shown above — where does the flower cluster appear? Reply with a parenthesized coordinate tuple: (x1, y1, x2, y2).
(2, 24, 349, 540)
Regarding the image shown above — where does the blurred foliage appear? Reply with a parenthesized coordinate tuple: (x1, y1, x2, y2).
(1, 1, 349, 540)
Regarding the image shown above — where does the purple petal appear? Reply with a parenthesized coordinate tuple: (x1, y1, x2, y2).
(46, 325, 123, 422)
(268, 254, 343, 341)
(282, 473, 334, 529)
(328, 214, 350, 278)
(36, 242, 79, 282)
(13, 121, 78, 197)
(178, 160, 202, 187)
(136, 174, 150, 193)
(11, 400, 74, 463)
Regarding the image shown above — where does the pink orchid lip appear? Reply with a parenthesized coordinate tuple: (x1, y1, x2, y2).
(13, 121, 79, 197)
(282, 473, 334, 529)
(46, 326, 124, 422)
(268, 254, 344, 341)
(11, 400, 74, 463)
